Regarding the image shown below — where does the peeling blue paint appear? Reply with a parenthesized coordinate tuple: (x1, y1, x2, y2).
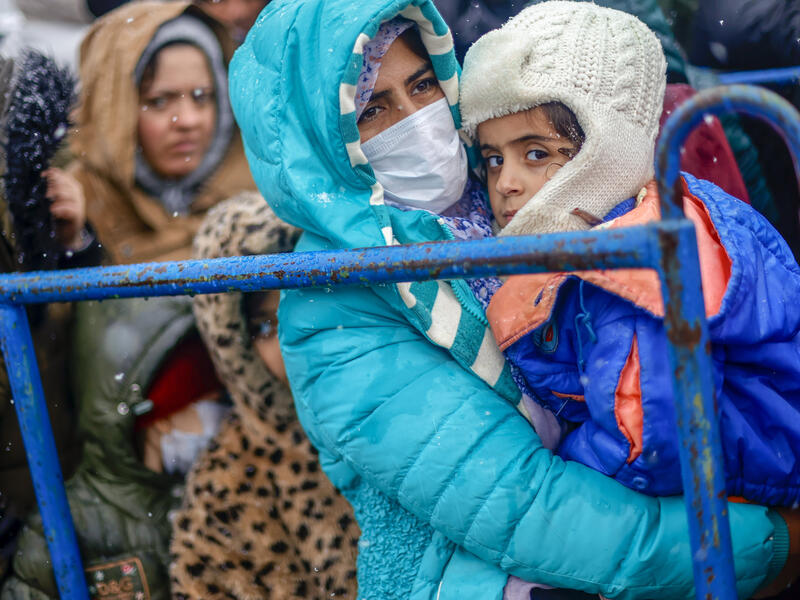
(3, 85, 799, 600)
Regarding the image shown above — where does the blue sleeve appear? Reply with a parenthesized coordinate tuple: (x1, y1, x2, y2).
(556, 297, 686, 496)
(279, 284, 780, 599)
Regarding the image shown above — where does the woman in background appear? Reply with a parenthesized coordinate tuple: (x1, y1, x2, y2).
(65, 0, 255, 264)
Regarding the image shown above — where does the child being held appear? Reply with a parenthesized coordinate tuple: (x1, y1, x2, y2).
(460, 1, 800, 507)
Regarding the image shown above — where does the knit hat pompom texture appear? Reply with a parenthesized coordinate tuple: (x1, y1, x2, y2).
(460, 1, 667, 236)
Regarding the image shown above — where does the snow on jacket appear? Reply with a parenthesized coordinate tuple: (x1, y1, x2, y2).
(229, 1, 788, 598)
(69, 1, 256, 264)
(489, 174, 800, 506)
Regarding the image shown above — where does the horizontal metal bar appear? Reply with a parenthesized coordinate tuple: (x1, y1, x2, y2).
(0, 223, 674, 304)
(717, 66, 800, 86)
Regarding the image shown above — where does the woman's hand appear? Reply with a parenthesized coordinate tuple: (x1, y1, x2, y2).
(44, 168, 88, 251)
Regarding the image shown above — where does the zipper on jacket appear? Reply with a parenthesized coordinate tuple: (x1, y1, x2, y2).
(436, 218, 489, 326)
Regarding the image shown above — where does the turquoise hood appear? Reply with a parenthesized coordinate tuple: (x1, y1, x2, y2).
(231, 0, 519, 402)
(230, 0, 466, 251)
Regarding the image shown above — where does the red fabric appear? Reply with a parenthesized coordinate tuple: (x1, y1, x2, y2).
(659, 84, 750, 204)
(615, 334, 643, 464)
(135, 333, 222, 429)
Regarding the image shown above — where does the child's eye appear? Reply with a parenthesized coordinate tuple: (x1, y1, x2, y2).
(486, 155, 503, 168)
(526, 149, 549, 162)
(142, 96, 168, 110)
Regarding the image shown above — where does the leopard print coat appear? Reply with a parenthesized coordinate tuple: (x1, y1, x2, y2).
(170, 192, 359, 599)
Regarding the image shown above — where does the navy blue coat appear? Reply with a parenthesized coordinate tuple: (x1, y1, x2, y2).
(689, 0, 800, 69)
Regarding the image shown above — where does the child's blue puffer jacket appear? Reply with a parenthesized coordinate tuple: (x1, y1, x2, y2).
(490, 174, 800, 506)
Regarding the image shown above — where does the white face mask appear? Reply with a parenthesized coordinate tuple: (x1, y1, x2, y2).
(159, 400, 229, 476)
(361, 98, 468, 213)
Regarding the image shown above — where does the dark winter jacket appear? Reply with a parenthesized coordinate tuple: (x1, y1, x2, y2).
(489, 175, 800, 506)
(657, 0, 696, 51)
(689, 0, 800, 70)
(686, 1, 800, 259)
(0, 297, 198, 600)
(433, 0, 523, 61)
(0, 240, 80, 585)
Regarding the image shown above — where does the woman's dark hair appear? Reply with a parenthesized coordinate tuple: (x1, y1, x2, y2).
(399, 26, 428, 62)
(536, 101, 585, 153)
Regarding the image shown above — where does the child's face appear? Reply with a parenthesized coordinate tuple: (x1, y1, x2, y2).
(477, 107, 577, 228)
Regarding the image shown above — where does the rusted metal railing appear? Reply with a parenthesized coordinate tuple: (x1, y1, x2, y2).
(3, 85, 799, 600)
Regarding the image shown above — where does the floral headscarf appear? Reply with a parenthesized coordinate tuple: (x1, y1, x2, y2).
(355, 18, 414, 120)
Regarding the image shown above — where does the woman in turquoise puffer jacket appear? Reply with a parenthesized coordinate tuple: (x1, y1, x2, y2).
(229, 1, 794, 598)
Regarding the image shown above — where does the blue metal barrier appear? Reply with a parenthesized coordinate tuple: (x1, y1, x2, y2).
(2, 85, 798, 600)
(657, 84, 800, 600)
(717, 65, 800, 86)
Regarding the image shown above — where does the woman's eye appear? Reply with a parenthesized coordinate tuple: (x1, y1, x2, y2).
(486, 155, 503, 168)
(526, 149, 549, 162)
(143, 96, 167, 110)
(412, 78, 437, 95)
(191, 88, 215, 105)
(359, 105, 382, 123)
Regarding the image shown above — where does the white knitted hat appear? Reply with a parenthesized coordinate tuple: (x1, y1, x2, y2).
(460, 1, 667, 236)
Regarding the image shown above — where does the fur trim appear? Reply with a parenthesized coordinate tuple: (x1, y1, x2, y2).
(2, 50, 77, 270)
(191, 191, 299, 428)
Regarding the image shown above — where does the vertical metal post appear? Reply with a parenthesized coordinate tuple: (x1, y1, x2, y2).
(0, 303, 88, 600)
(655, 226, 736, 599)
(657, 85, 800, 599)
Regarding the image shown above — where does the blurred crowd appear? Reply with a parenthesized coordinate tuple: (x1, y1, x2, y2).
(0, 1, 797, 599)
